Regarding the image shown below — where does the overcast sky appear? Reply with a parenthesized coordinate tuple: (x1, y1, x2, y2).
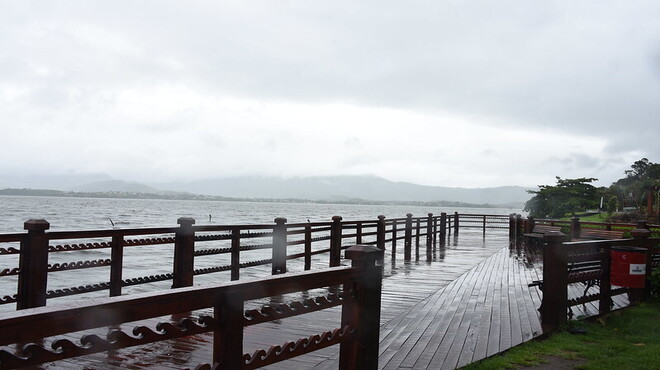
(1, 1, 659, 189)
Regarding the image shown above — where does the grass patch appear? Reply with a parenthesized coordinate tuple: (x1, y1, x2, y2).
(560, 213, 610, 222)
(461, 300, 660, 370)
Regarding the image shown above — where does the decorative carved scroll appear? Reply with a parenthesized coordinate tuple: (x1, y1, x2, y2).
(122, 273, 174, 286)
(244, 294, 342, 326)
(46, 283, 111, 298)
(242, 326, 353, 369)
(47, 259, 112, 272)
(238, 259, 272, 269)
(0, 267, 20, 276)
(124, 237, 175, 247)
(194, 247, 232, 256)
(241, 243, 273, 251)
(0, 316, 216, 369)
(0, 246, 20, 254)
(49, 242, 111, 252)
(195, 234, 232, 242)
(194, 265, 232, 275)
(0, 294, 17, 305)
(240, 231, 272, 238)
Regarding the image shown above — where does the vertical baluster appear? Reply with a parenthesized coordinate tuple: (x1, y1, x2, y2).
(110, 233, 124, 296)
(231, 229, 240, 281)
(391, 219, 397, 258)
(305, 224, 312, 270)
(426, 213, 433, 256)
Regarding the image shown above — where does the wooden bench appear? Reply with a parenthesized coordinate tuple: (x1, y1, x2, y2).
(523, 224, 563, 240)
(575, 229, 625, 240)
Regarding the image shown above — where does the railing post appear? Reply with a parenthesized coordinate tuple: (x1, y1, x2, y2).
(415, 218, 421, 258)
(356, 222, 363, 244)
(526, 216, 535, 234)
(272, 217, 288, 274)
(516, 214, 523, 237)
(305, 224, 312, 270)
(214, 291, 245, 368)
(110, 234, 124, 297)
(426, 213, 433, 255)
(340, 245, 384, 370)
(540, 231, 568, 330)
(330, 216, 343, 267)
(404, 213, 413, 261)
(440, 212, 447, 243)
(454, 212, 459, 234)
(631, 222, 652, 302)
(376, 215, 386, 251)
(17, 219, 50, 310)
(570, 216, 580, 240)
(172, 217, 195, 289)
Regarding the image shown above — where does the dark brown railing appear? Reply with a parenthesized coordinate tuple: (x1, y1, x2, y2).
(538, 228, 660, 330)
(522, 216, 660, 239)
(0, 245, 383, 369)
(0, 212, 514, 311)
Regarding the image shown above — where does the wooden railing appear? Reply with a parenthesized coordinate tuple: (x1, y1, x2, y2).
(522, 216, 660, 240)
(0, 212, 513, 311)
(538, 229, 660, 330)
(0, 245, 384, 369)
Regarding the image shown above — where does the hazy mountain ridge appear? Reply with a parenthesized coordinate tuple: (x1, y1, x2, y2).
(0, 173, 532, 206)
(155, 175, 531, 205)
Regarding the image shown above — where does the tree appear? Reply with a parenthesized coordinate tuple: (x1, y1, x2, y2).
(610, 158, 660, 219)
(524, 177, 601, 218)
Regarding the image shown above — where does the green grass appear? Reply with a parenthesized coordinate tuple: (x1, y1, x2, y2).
(461, 300, 660, 370)
(560, 213, 610, 222)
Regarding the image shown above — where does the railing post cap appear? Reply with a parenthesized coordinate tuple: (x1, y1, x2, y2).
(378, 215, 386, 220)
(177, 217, 196, 226)
(441, 212, 446, 216)
(345, 244, 384, 261)
(332, 215, 342, 222)
(631, 228, 651, 239)
(24, 219, 50, 231)
(274, 217, 287, 224)
(571, 216, 580, 221)
(428, 213, 433, 217)
(543, 231, 565, 242)
(406, 213, 413, 217)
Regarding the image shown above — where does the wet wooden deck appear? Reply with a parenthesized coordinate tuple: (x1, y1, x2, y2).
(38, 231, 629, 369)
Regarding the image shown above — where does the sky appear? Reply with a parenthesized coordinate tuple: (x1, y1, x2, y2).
(1, 1, 659, 189)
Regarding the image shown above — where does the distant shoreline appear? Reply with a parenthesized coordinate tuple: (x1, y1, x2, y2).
(0, 188, 521, 209)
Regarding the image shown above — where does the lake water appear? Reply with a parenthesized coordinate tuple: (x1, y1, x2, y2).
(0, 195, 522, 233)
(0, 195, 522, 312)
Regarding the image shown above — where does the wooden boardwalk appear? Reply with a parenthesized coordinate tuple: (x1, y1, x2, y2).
(35, 231, 629, 369)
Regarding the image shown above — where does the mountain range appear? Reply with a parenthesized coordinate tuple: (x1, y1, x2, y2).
(0, 173, 532, 206)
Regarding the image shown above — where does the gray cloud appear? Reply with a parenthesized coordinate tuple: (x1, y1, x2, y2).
(1, 1, 658, 187)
